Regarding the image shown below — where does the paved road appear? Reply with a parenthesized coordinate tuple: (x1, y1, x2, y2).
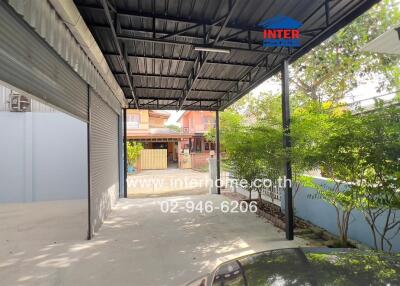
(0, 195, 310, 286)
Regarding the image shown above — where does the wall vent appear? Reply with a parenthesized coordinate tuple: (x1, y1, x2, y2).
(9, 92, 31, 112)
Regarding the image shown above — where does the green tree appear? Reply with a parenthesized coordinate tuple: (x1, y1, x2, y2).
(219, 108, 285, 200)
(296, 104, 365, 246)
(127, 142, 143, 167)
(299, 100, 400, 248)
(351, 102, 400, 252)
(165, 124, 181, 133)
(222, 93, 316, 205)
(291, 0, 400, 102)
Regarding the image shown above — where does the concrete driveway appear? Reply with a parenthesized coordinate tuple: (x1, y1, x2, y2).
(1, 195, 309, 286)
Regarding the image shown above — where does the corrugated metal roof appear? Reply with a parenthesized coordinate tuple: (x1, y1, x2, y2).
(7, 0, 124, 114)
(74, 0, 380, 111)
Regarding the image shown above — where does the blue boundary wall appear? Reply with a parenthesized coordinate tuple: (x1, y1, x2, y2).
(281, 177, 400, 253)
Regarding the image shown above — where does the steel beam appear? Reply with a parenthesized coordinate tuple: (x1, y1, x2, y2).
(137, 96, 218, 102)
(117, 34, 285, 55)
(100, 0, 138, 108)
(325, 0, 331, 26)
(113, 72, 249, 83)
(134, 104, 220, 111)
(219, 52, 276, 109)
(135, 97, 220, 110)
(281, 59, 294, 241)
(78, 4, 264, 34)
(179, 0, 240, 109)
(160, 23, 203, 40)
(123, 108, 128, 198)
(216, 110, 221, 195)
(104, 52, 257, 68)
(122, 86, 227, 93)
(90, 24, 268, 48)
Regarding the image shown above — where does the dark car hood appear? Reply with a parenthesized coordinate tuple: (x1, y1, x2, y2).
(210, 248, 400, 286)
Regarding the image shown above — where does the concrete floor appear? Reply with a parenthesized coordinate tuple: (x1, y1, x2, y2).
(128, 168, 209, 197)
(0, 195, 309, 286)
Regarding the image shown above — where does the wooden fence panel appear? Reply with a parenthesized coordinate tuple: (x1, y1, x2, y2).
(140, 149, 167, 169)
(178, 153, 191, 169)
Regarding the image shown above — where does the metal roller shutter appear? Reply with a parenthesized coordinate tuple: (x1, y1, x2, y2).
(89, 88, 119, 235)
(0, 1, 87, 121)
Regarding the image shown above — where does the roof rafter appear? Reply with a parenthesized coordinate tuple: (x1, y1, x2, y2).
(117, 34, 286, 55)
(103, 52, 258, 68)
(89, 24, 272, 48)
(77, 4, 264, 34)
(99, 0, 138, 108)
(122, 86, 227, 93)
(112, 72, 249, 83)
(179, 0, 240, 110)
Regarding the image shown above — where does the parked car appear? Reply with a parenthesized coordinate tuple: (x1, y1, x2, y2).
(186, 247, 400, 286)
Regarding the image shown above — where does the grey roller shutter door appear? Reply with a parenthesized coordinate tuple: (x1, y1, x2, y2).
(0, 1, 87, 121)
(90, 88, 119, 235)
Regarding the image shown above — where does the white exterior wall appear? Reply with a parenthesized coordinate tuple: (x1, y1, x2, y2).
(0, 108, 87, 203)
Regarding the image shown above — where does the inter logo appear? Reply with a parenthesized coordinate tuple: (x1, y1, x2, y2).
(259, 16, 303, 48)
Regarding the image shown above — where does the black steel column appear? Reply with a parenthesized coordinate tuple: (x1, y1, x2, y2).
(123, 108, 128, 198)
(87, 84, 92, 240)
(282, 59, 294, 240)
(216, 110, 221, 195)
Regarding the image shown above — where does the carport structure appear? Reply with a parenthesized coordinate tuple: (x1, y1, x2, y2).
(0, 0, 379, 240)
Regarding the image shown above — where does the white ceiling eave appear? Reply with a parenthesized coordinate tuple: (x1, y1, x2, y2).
(362, 26, 400, 55)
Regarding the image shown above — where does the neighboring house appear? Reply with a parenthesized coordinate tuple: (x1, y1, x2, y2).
(178, 111, 216, 170)
(179, 110, 216, 153)
(127, 110, 191, 169)
(127, 110, 217, 171)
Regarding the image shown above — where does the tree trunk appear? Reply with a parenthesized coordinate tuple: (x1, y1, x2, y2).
(365, 212, 378, 250)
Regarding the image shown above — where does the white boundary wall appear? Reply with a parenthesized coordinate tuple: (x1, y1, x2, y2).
(0, 109, 87, 203)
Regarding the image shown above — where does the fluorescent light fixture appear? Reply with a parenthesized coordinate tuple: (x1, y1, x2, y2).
(194, 46, 231, 54)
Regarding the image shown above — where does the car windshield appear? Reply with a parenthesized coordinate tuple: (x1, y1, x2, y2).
(211, 248, 400, 286)
(303, 248, 400, 286)
(212, 249, 313, 286)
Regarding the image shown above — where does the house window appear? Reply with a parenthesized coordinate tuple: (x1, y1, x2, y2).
(127, 113, 140, 129)
(203, 116, 216, 130)
(205, 142, 210, 151)
(189, 118, 194, 130)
